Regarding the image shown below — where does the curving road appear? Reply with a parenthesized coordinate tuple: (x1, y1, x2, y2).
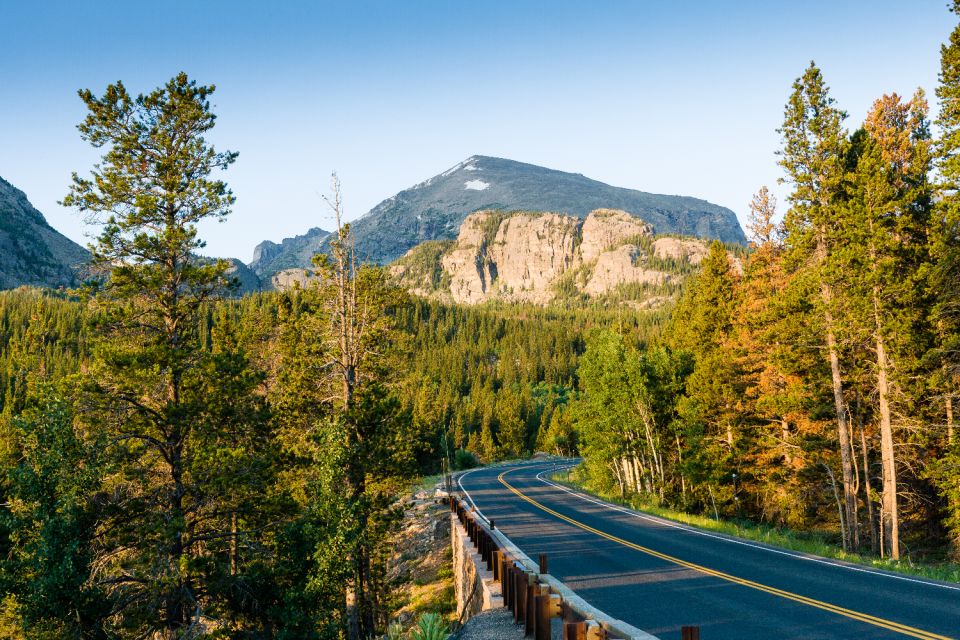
(457, 462, 960, 640)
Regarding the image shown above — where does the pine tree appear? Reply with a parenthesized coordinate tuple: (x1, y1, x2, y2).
(778, 62, 860, 551)
(61, 73, 264, 637)
(846, 91, 934, 559)
(929, 0, 960, 552)
(671, 242, 743, 510)
(1, 391, 107, 637)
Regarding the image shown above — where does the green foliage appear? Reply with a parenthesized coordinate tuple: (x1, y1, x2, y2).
(0, 392, 107, 638)
(408, 613, 448, 640)
(452, 449, 478, 470)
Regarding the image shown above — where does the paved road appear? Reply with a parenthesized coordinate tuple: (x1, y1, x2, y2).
(457, 462, 960, 640)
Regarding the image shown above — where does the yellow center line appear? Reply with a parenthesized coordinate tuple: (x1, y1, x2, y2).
(497, 469, 953, 640)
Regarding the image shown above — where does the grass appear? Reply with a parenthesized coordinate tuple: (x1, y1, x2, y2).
(552, 470, 960, 585)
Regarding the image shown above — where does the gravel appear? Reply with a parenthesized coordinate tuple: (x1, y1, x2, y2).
(453, 609, 526, 640)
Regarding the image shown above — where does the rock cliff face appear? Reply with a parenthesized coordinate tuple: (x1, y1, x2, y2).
(391, 208, 720, 307)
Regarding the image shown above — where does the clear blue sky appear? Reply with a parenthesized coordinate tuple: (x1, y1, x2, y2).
(1, 1, 953, 260)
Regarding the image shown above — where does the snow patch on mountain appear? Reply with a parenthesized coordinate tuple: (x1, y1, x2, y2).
(464, 180, 490, 191)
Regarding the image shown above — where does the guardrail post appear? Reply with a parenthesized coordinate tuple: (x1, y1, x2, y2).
(681, 626, 700, 640)
(493, 550, 502, 581)
(534, 594, 551, 640)
(514, 569, 527, 623)
(524, 581, 542, 636)
(563, 621, 587, 640)
(538, 552, 548, 574)
(584, 620, 605, 640)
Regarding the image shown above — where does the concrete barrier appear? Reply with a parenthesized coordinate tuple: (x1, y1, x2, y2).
(451, 509, 503, 623)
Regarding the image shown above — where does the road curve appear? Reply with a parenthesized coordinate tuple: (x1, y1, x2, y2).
(457, 461, 960, 640)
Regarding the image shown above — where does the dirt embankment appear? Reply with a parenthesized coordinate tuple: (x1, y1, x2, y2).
(387, 485, 455, 628)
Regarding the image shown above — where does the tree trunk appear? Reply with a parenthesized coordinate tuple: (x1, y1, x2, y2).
(781, 418, 792, 466)
(823, 462, 846, 544)
(621, 456, 635, 494)
(860, 423, 879, 554)
(230, 511, 238, 576)
(948, 395, 955, 447)
(822, 284, 859, 552)
(875, 331, 900, 560)
(675, 433, 686, 502)
(613, 461, 625, 498)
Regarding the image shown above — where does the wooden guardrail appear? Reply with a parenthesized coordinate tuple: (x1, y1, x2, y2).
(450, 495, 686, 640)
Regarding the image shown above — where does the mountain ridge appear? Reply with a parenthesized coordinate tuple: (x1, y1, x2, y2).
(248, 155, 745, 283)
(0, 176, 90, 289)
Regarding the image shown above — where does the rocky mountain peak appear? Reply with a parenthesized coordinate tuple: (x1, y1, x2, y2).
(248, 156, 745, 286)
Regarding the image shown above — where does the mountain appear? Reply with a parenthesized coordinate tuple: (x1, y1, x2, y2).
(0, 176, 89, 289)
(249, 227, 331, 282)
(248, 156, 746, 282)
(221, 258, 263, 295)
(389, 208, 731, 308)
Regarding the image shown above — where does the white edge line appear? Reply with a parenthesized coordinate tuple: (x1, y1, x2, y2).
(533, 464, 960, 593)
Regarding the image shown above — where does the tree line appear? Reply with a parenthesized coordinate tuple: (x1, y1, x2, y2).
(571, 5, 960, 562)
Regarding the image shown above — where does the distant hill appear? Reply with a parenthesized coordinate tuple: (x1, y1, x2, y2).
(0, 176, 263, 295)
(248, 155, 746, 282)
(0, 176, 89, 289)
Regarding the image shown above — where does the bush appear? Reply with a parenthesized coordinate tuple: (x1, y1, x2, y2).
(409, 612, 448, 640)
(452, 449, 478, 470)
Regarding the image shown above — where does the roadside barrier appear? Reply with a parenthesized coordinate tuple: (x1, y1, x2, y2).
(450, 495, 674, 640)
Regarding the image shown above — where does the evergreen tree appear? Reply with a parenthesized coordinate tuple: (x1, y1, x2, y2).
(778, 62, 860, 551)
(929, 0, 960, 553)
(671, 242, 744, 510)
(1, 392, 106, 638)
(845, 92, 934, 559)
(61, 73, 265, 637)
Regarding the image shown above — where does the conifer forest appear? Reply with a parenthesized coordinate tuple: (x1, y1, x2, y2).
(2, 3, 960, 640)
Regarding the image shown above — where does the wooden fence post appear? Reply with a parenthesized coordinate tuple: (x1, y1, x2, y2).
(525, 583, 542, 636)
(563, 621, 587, 640)
(534, 594, 552, 640)
(514, 569, 526, 623)
(681, 626, 701, 640)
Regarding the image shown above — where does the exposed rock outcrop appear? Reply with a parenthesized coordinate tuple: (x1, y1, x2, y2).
(583, 245, 668, 296)
(393, 208, 719, 307)
(271, 268, 313, 290)
(578, 209, 653, 264)
(652, 237, 710, 265)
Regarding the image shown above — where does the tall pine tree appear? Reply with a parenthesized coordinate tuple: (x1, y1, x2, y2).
(778, 62, 860, 551)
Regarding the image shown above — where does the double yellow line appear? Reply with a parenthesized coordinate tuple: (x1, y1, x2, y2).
(498, 469, 953, 640)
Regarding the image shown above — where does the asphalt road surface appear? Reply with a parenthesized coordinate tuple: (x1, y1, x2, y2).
(457, 461, 960, 640)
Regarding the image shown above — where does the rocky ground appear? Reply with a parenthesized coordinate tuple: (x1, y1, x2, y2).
(387, 480, 456, 630)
